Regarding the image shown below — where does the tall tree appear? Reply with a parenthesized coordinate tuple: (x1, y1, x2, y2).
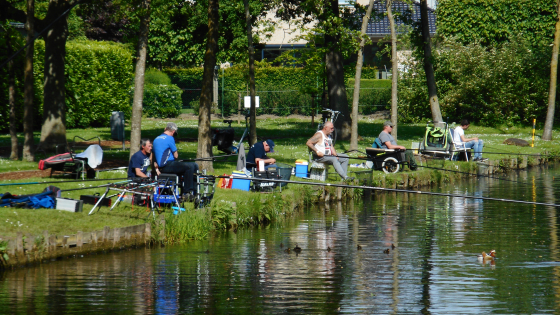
(129, 0, 152, 158)
(387, 0, 398, 139)
(325, 0, 351, 140)
(419, 0, 442, 124)
(350, 0, 375, 150)
(22, 0, 35, 161)
(275, 0, 361, 140)
(196, 0, 219, 172)
(38, 0, 78, 150)
(543, 0, 560, 141)
(244, 0, 257, 146)
(2, 0, 81, 150)
(6, 28, 18, 160)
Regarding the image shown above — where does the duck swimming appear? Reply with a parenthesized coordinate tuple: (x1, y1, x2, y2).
(327, 246, 331, 252)
(357, 244, 362, 250)
(477, 250, 496, 263)
(284, 248, 291, 253)
(293, 244, 302, 253)
(383, 249, 390, 254)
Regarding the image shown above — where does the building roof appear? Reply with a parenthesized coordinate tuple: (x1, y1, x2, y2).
(366, 1, 436, 38)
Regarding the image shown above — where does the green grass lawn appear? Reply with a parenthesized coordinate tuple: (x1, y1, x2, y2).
(1, 116, 559, 240)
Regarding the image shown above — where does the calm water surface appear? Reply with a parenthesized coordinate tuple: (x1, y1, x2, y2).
(1, 165, 560, 314)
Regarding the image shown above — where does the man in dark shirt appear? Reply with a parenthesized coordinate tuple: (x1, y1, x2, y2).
(128, 139, 153, 178)
(246, 139, 276, 171)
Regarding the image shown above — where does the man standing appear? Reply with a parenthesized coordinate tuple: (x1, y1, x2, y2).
(153, 122, 199, 199)
(306, 122, 353, 181)
(246, 139, 276, 171)
(454, 119, 486, 161)
(379, 121, 417, 170)
(128, 138, 154, 178)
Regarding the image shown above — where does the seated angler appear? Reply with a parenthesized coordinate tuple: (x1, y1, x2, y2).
(306, 122, 354, 181)
(453, 119, 486, 161)
(153, 122, 199, 200)
(246, 139, 276, 171)
(379, 121, 417, 170)
(128, 138, 155, 179)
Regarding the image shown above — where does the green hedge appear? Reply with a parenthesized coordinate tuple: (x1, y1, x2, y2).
(142, 84, 183, 118)
(34, 40, 134, 128)
(347, 79, 392, 114)
(164, 64, 381, 116)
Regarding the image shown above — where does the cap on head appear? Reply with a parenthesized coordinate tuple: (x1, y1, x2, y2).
(383, 121, 393, 128)
(265, 139, 275, 153)
(165, 122, 178, 132)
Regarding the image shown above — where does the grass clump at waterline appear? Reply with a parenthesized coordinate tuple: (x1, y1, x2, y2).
(165, 184, 315, 242)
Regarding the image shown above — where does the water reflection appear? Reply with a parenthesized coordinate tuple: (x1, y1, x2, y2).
(1, 165, 560, 314)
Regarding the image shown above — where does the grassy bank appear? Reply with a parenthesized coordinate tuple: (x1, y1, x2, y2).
(1, 116, 559, 242)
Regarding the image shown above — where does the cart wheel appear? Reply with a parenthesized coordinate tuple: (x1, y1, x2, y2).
(382, 157, 400, 174)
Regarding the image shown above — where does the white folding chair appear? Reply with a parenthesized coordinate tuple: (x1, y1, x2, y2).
(449, 129, 471, 162)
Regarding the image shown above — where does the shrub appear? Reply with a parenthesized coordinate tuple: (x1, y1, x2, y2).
(398, 37, 553, 126)
(33, 39, 134, 128)
(142, 84, 183, 118)
(164, 63, 381, 116)
(145, 68, 172, 85)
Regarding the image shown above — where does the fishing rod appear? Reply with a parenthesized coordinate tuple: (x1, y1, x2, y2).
(213, 176, 560, 207)
(180, 153, 238, 162)
(346, 155, 530, 185)
(0, 177, 129, 187)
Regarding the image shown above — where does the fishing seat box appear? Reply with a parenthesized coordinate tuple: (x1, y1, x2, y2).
(252, 170, 279, 191)
(154, 174, 181, 203)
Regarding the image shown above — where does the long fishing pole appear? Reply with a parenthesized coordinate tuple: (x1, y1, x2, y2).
(0, 177, 129, 187)
(180, 153, 238, 162)
(213, 176, 560, 207)
(346, 155, 529, 185)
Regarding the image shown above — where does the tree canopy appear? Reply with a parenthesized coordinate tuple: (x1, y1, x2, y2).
(437, 0, 557, 47)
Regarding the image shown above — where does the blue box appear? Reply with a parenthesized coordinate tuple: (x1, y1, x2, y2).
(231, 177, 250, 191)
(295, 164, 308, 178)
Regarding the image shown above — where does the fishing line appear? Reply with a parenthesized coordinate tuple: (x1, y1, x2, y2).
(417, 165, 530, 185)
(0, 177, 129, 187)
(212, 176, 560, 207)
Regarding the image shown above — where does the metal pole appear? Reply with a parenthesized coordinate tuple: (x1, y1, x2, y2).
(221, 67, 225, 118)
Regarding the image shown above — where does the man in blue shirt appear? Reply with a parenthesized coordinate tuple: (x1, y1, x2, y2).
(246, 139, 276, 171)
(153, 122, 199, 200)
(128, 138, 153, 178)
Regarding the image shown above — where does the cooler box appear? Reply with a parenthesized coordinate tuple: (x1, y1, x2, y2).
(231, 171, 250, 191)
(295, 163, 308, 178)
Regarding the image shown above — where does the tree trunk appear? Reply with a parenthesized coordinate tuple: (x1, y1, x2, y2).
(244, 0, 257, 146)
(350, 0, 375, 150)
(22, 0, 35, 161)
(326, 0, 351, 141)
(197, 0, 219, 173)
(39, 0, 69, 151)
(388, 0, 398, 140)
(419, 0, 442, 125)
(129, 0, 151, 158)
(543, 0, 560, 141)
(7, 30, 18, 160)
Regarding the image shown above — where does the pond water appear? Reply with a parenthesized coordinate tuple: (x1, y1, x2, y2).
(1, 164, 560, 314)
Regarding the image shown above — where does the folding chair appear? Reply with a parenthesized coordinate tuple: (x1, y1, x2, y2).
(449, 128, 471, 161)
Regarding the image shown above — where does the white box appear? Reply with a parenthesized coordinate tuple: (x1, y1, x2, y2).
(243, 96, 260, 108)
(56, 198, 84, 212)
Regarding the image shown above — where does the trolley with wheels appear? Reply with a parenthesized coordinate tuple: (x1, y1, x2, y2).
(365, 148, 408, 174)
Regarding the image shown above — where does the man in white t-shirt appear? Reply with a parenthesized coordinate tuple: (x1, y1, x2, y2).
(306, 122, 353, 181)
(454, 119, 486, 161)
